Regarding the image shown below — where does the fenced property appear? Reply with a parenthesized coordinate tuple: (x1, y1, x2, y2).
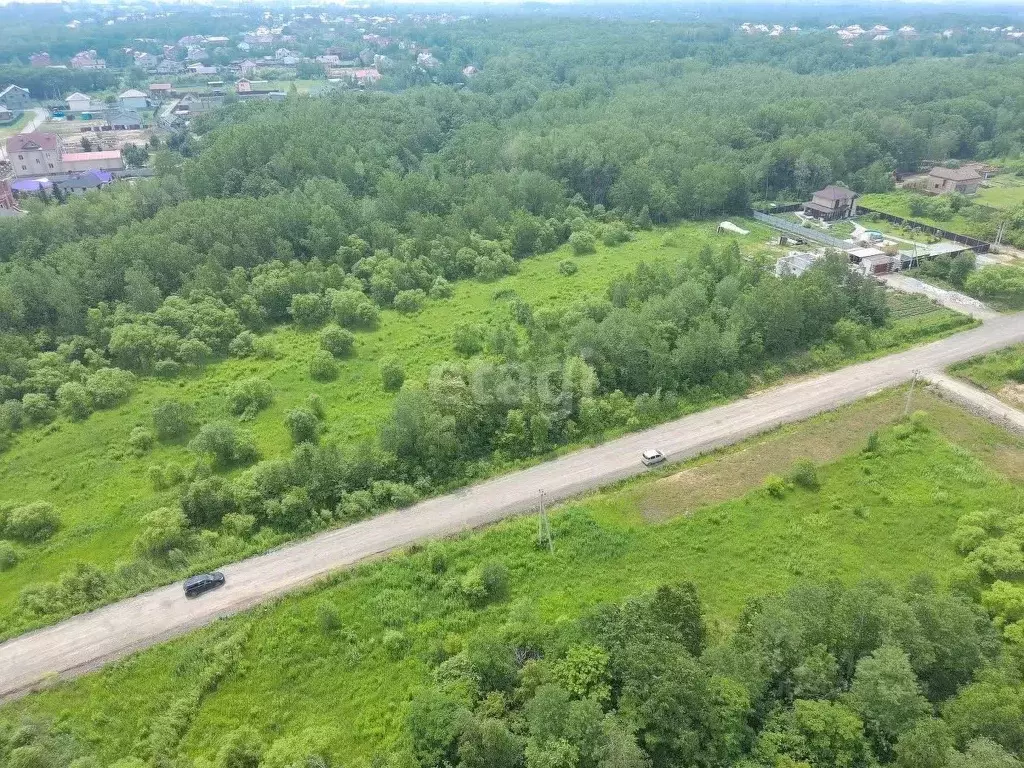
(750, 210, 852, 250)
(856, 206, 991, 254)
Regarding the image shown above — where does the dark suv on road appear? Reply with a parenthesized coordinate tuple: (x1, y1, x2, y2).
(183, 572, 225, 598)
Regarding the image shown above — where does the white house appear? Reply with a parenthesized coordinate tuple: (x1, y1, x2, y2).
(66, 92, 91, 112)
(117, 89, 148, 110)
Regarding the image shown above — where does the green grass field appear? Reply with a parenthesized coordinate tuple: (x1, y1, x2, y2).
(951, 344, 1024, 393)
(2, 388, 1019, 765)
(977, 174, 1024, 211)
(0, 218, 975, 639)
(859, 191, 987, 240)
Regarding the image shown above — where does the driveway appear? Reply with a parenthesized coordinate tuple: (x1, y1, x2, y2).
(3, 314, 1024, 700)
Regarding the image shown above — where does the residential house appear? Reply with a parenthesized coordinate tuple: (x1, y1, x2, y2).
(238, 59, 259, 76)
(417, 51, 439, 68)
(274, 48, 294, 60)
(462, 65, 478, 76)
(205, 36, 230, 45)
(317, 55, 341, 66)
(236, 79, 254, 93)
(66, 92, 92, 112)
(105, 109, 142, 129)
(187, 64, 218, 76)
(29, 53, 51, 68)
(134, 52, 159, 70)
(6, 133, 62, 177)
(0, 85, 30, 111)
(0, 106, 13, 122)
(54, 170, 114, 195)
(149, 83, 173, 98)
(70, 50, 105, 70)
(61, 150, 124, 173)
(156, 59, 185, 75)
(802, 185, 858, 220)
(927, 166, 983, 195)
(185, 47, 209, 62)
(11, 178, 53, 197)
(237, 41, 252, 52)
(117, 89, 149, 110)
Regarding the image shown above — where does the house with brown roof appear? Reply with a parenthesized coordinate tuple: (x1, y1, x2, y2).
(6, 132, 61, 177)
(927, 166, 983, 195)
(802, 185, 858, 221)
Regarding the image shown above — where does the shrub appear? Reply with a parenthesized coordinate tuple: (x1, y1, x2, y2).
(865, 431, 880, 454)
(0, 541, 19, 571)
(383, 629, 409, 659)
(4, 501, 61, 543)
(284, 407, 320, 445)
(558, 259, 579, 276)
(394, 289, 427, 314)
(330, 288, 379, 329)
(152, 400, 193, 442)
(226, 377, 274, 418)
(453, 323, 484, 357)
(305, 393, 326, 419)
(788, 459, 820, 491)
(176, 338, 212, 367)
(569, 230, 597, 255)
(317, 601, 342, 633)
(380, 356, 405, 392)
(430, 277, 454, 299)
(85, 367, 137, 409)
(180, 475, 237, 528)
(252, 336, 278, 359)
(134, 507, 188, 557)
(461, 561, 510, 606)
(189, 421, 259, 468)
(764, 474, 788, 498)
(222, 512, 256, 538)
(228, 331, 256, 358)
(309, 350, 339, 382)
(319, 325, 356, 358)
(56, 382, 92, 420)
(128, 426, 156, 454)
(22, 393, 55, 424)
(910, 410, 929, 433)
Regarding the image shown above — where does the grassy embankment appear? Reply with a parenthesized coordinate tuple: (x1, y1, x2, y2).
(951, 345, 1024, 403)
(2, 387, 1021, 765)
(0, 218, 973, 637)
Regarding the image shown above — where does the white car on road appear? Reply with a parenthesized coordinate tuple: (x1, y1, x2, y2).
(641, 449, 665, 466)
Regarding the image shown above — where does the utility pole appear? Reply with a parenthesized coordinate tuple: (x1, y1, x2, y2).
(904, 369, 919, 417)
(537, 489, 553, 553)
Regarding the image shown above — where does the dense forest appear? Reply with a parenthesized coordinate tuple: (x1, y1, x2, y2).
(4, 33, 1024, 422)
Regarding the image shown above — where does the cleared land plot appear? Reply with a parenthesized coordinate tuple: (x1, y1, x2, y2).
(977, 174, 1024, 210)
(1, 388, 1019, 764)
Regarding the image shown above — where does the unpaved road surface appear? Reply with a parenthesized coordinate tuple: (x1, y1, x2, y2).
(3, 314, 1024, 700)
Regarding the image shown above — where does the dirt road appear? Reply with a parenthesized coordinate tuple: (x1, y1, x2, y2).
(3, 314, 1024, 700)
